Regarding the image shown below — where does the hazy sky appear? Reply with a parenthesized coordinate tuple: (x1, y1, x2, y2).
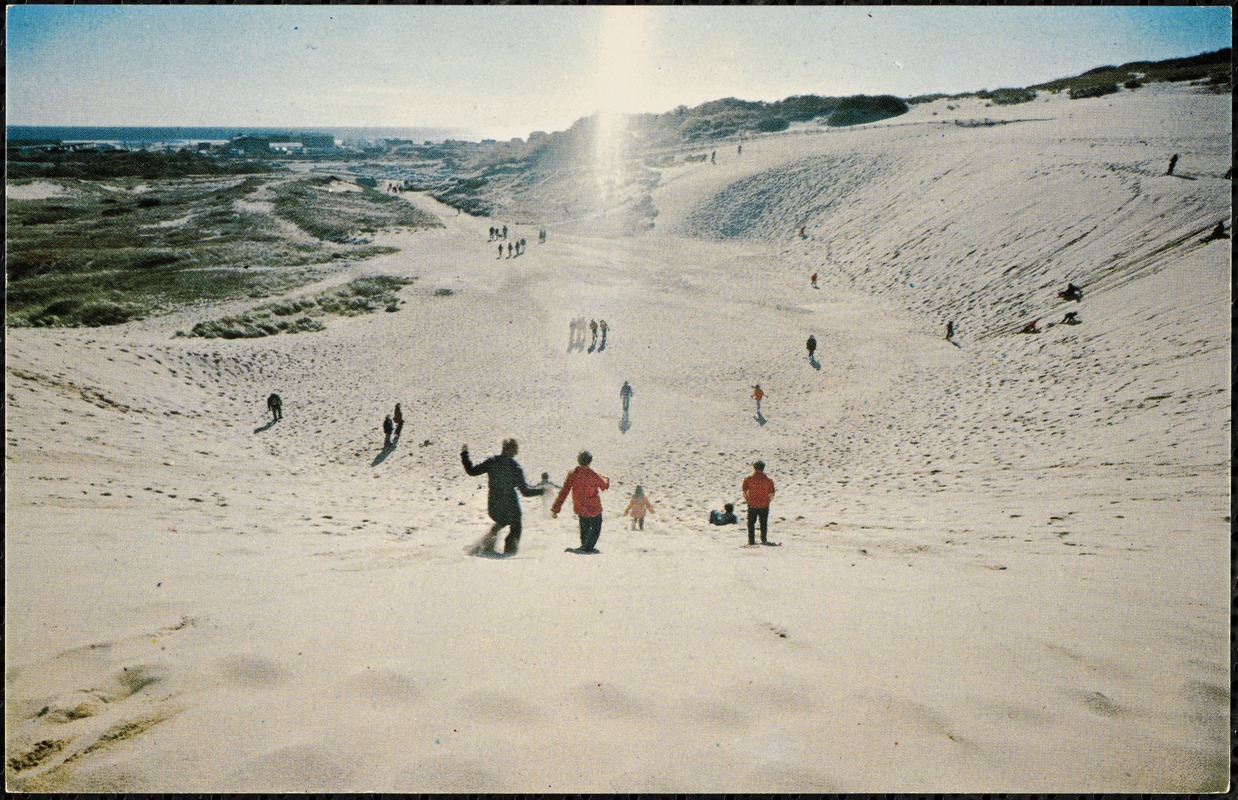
(7, 5, 1231, 139)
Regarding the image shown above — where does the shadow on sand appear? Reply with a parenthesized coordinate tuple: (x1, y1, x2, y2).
(254, 419, 279, 434)
(371, 438, 398, 466)
(808, 354, 821, 371)
(619, 412, 631, 433)
(755, 411, 768, 426)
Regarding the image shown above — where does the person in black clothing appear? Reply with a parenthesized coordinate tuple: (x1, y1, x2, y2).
(383, 415, 394, 447)
(461, 439, 544, 556)
(1167, 154, 1179, 176)
(806, 335, 817, 360)
(709, 503, 738, 525)
(946, 320, 954, 340)
(267, 393, 282, 422)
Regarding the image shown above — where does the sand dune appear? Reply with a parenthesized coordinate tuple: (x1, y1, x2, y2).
(5, 85, 1230, 792)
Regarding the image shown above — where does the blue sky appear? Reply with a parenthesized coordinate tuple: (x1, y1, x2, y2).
(6, 5, 1231, 139)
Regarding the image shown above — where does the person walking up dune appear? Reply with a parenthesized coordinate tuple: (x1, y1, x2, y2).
(552, 450, 610, 553)
(393, 403, 404, 438)
(383, 415, 394, 447)
(462, 439, 544, 556)
(752, 384, 765, 416)
(806, 335, 817, 361)
(742, 460, 776, 546)
(623, 485, 654, 530)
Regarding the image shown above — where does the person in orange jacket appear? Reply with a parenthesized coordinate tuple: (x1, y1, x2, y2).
(622, 485, 654, 530)
(551, 450, 610, 553)
(742, 460, 776, 545)
(752, 384, 765, 416)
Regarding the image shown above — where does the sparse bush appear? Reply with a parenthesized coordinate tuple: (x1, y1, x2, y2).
(76, 301, 137, 326)
(1069, 82, 1119, 100)
(1124, 79, 1143, 90)
(756, 117, 790, 133)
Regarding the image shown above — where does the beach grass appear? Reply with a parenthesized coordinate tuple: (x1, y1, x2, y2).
(179, 274, 414, 339)
(5, 175, 424, 327)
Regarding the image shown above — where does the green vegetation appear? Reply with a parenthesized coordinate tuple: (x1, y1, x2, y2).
(826, 95, 911, 127)
(6, 149, 274, 180)
(272, 177, 442, 243)
(1032, 47, 1230, 97)
(182, 274, 414, 339)
(976, 88, 1038, 105)
(6, 175, 419, 327)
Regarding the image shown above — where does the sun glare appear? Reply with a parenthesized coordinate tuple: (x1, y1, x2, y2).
(591, 7, 654, 202)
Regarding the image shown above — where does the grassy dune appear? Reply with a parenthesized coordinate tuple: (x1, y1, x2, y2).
(5, 175, 438, 327)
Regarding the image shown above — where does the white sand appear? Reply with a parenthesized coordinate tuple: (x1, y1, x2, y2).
(6, 181, 70, 201)
(5, 85, 1230, 793)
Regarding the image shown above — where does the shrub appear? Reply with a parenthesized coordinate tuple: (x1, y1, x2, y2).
(1069, 82, 1119, 99)
(77, 301, 137, 326)
(828, 95, 910, 127)
(756, 117, 790, 133)
(1124, 79, 1143, 89)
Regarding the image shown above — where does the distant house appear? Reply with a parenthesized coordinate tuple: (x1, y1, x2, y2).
(230, 136, 270, 156)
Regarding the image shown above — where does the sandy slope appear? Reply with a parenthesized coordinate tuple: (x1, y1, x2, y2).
(5, 85, 1230, 792)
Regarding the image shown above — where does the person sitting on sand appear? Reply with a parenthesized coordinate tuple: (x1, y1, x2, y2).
(267, 393, 282, 422)
(551, 450, 610, 553)
(623, 486, 655, 531)
(462, 439, 545, 556)
(709, 503, 738, 526)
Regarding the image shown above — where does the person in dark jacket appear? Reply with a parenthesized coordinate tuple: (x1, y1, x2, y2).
(462, 439, 544, 556)
(806, 335, 817, 360)
(266, 393, 282, 422)
(709, 503, 738, 526)
(383, 415, 394, 447)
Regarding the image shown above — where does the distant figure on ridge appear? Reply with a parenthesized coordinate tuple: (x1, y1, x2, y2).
(709, 503, 738, 526)
(461, 439, 545, 556)
(1166, 154, 1179, 176)
(711, 150, 716, 164)
(552, 450, 610, 554)
(266, 393, 282, 422)
(742, 460, 777, 546)
(623, 485, 654, 530)
(737, 143, 743, 155)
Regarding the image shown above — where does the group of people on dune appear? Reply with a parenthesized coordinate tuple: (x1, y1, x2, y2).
(457, 438, 778, 557)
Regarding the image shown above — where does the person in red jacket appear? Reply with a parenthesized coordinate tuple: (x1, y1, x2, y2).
(742, 460, 776, 545)
(551, 450, 610, 553)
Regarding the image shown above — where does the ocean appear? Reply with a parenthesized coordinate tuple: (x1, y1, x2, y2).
(6, 125, 475, 147)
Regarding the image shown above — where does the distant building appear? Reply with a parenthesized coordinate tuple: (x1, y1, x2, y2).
(230, 136, 271, 155)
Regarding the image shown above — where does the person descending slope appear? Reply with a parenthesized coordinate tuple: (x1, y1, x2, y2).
(552, 450, 610, 554)
(461, 440, 545, 556)
(623, 485, 655, 530)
